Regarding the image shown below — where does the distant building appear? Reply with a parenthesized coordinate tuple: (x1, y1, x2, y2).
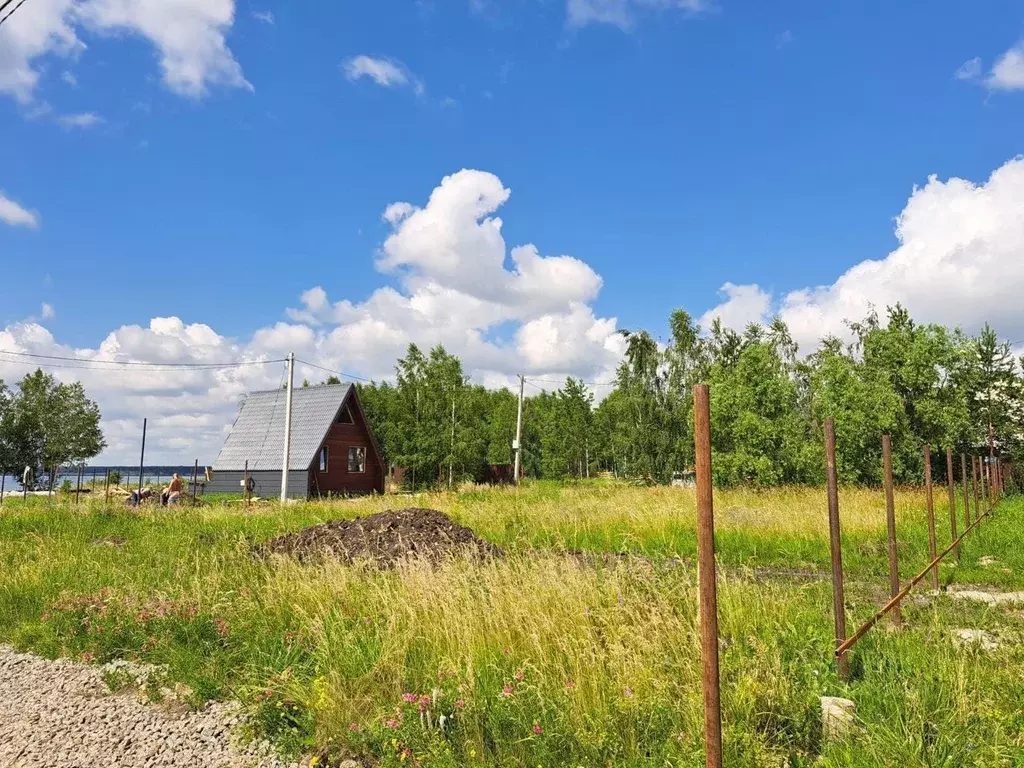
(207, 383, 384, 498)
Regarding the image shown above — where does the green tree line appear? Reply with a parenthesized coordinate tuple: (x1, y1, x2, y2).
(0, 369, 106, 489)
(357, 305, 1024, 487)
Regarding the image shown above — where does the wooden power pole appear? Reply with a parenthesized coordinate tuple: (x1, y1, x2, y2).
(513, 375, 524, 486)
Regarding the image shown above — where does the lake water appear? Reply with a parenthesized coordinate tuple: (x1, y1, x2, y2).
(1, 466, 201, 494)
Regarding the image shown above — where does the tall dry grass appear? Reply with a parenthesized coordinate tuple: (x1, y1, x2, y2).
(1, 484, 1021, 766)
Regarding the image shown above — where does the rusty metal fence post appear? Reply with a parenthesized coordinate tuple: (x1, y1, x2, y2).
(882, 435, 901, 627)
(923, 446, 939, 589)
(824, 418, 849, 679)
(972, 456, 980, 523)
(978, 460, 987, 514)
(945, 448, 959, 564)
(961, 454, 970, 530)
(693, 384, 723, 768)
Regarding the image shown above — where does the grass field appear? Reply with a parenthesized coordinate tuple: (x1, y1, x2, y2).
(1, 482, 1022, 767)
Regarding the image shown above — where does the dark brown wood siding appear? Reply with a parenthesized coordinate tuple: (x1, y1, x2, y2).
(310, 417, 384, 495)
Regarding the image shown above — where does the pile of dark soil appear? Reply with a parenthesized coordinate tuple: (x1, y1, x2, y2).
(254, 507, 502, 567)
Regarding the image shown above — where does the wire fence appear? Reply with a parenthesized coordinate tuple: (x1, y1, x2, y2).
(0, 463, 208, 504)
(691, 397, 1007, 766)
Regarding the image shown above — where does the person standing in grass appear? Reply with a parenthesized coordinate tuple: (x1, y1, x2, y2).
(162, 473, 183, 506)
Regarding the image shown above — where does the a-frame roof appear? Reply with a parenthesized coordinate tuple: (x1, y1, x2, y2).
(214, 383, 353, 472)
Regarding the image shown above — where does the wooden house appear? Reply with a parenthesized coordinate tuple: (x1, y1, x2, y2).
(208, 383, 384, 498)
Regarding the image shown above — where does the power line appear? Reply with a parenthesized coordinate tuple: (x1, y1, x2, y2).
(0, 0, 31, 28)
(295, 359, 373, 383)
(524, 377, 617, 387)
(0, 349, 285, 370)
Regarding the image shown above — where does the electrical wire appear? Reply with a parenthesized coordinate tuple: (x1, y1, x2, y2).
(0, 349, 286, 370)
(295, 359, 373, 382)
(0, 0, 30, 28)
(525, 377, 616, 387)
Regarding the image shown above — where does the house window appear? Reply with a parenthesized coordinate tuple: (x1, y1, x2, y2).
(337, 405, 354, 425)
(348, 446, 366, 473)
(319, 446, 329, 472)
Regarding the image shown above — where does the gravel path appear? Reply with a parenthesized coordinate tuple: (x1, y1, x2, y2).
(0, 646, 300, 768)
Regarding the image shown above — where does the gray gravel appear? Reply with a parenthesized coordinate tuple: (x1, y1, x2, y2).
(0, 646, 302, 768)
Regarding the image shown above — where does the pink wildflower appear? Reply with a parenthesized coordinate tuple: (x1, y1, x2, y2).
(624, 686, 633, 698)
(455, 699, 465, 710)
(514, 670, 524, 682)
(503, 647, 510, 656)
(533, 722, 543, 735)
(386, 718, 400, 729)
(402, 692, 418, 704)
(349, 722, 360, 732)
(565, 680, 575, 689)
(501, 684, 513, 697)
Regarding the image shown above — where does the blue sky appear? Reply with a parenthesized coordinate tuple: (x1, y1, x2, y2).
(1, 0, 1023, 461)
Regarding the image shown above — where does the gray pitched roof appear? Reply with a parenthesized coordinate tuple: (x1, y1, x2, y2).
(214, 383, 353, 471)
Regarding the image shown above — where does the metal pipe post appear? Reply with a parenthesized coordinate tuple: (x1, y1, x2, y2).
(882, 435, 900, 627)
(693, 384, 723, 768)
(825, 418, 849, 679)
(961, 454, 970, 529)
(138, 418, 147, 499)
(972, 456, 980, 524)
(924, 446, 938, 589)
(945, 448, 959, 563)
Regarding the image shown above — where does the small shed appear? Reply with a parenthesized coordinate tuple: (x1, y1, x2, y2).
(207, 383, 384, 498)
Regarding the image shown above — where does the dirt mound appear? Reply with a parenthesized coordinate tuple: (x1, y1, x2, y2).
(254, 508, 501, 567)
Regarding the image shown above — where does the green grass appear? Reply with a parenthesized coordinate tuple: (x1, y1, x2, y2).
(0, 483, 1021, 766)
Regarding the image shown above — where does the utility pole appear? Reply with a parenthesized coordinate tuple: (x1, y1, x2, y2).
(988, 423, 998, 502)
(513, 375, 524, 486)
(280, 352, 295, 504)
(138, 418, 147, 499)
(449, 391, 456, 489)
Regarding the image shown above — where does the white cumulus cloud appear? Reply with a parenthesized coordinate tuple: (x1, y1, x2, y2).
(698, 282, 771, 331)
(701, 156, 1024, 353)
(0, 190, 39, 228)
(0, 0, 250, 103)
(1, 169, 623, 464)
(987, 42, 1024, 91)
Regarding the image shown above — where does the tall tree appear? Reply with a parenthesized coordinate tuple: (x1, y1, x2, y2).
(7, 370, 105, 486)
(707, 324, 805, 486)
(972, 322, 1021, 454)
